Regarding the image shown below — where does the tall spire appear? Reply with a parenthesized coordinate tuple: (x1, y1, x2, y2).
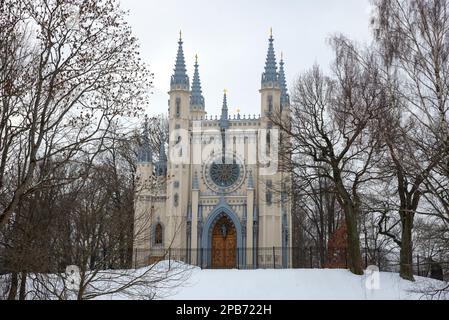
(221, 89, 228, 120)
(159, 139, 167, 162)
(190, 54, 205, 109)
(170, 31, 190, 90)
(279, 52, 290, 109)
(138, 117, 152, 163)
(220, 89, 229, 129)
(261, 28, 279, 88)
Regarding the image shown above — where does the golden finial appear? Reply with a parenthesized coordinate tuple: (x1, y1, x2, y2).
(270, 27, 273, 38)
(179, 30, 182, 40)
(224, 88, 228, 94)
(281, 51, 283, 60)
(236, 107, 241, 114)
(195, 54, 198, 64)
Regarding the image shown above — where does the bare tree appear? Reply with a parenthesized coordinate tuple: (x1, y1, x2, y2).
(292, 166, 343, 267)
(372, 0, 449, 280)
(0, 0, 151, 229)
(270, 37, 386, 275)
(1, 118, 190, 300)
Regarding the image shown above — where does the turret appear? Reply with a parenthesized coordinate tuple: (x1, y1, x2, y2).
(279, 52, 290, 111)
(170, 31, 190, 91)
(260, 29, 281, 119)
(155, 138, 167, 177)
(137, 117, 153, 164)
(169, 31, 191, 121)
(136, 117, 154, 186)
(220, 89, 229, 129)
(190, 54, 206, 119)
(261, 28, 279, 89)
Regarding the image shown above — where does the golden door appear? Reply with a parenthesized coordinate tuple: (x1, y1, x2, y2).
(211, 215, 237, 268)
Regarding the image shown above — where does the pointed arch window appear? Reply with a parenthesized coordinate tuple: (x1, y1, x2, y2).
(268, 95, 273, 114)
(266, 130, 271, 156)
(266, 191, 273, 205)
(266, 179, 273, 205)
(154, 223, 163, 245)
(176, 98, 181, 118)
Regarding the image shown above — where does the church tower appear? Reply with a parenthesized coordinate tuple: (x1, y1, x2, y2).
(133, 117, 155, 260)
(258, 30, 283, 249)
(260, 29, 281, 119)
(166, 32, 192, 249)
(278, 53, 292, 266)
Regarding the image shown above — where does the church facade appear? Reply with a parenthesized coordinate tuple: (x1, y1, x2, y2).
(133, 32, 292, 269)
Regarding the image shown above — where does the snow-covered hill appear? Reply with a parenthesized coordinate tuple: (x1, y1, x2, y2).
(165, 267, 447, 300)
(2, 262, 447, 300)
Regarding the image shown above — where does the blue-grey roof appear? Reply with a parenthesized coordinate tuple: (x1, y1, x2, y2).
(261, 33, 279, 86)
(170, 34, 190, 90)
(220, 91, 229, 128)
(138, 118, 152, 163)
(279, 56, 290, 108)
(155, 136, 167, 176)
(190, 56, 205, 109)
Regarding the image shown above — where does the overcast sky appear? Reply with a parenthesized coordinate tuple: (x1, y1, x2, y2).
(120, 0, 373, 117)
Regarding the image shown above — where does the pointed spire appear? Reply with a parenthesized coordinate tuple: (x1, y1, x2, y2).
(279, 52, 290, 109)
(171, 31, 190, 90)
(190, 54, 205, 109)
(159, 140, 167, 162)
(156, 125, 167, 176)
(222, 89, 228, 117)
(220, 89, 229, 129)
(261, 29, 279, 88)
(138, 117, 153, 163)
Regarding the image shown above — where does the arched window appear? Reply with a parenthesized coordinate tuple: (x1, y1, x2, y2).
(266, 180, 273, 205)
(176, 98, 181, 118)
(174, 193, 179, 207)
(266, 191, 273, 205)
(154, 223, 163, 245)
(266, 130, 271, 156)
(268, 95, 273, 114)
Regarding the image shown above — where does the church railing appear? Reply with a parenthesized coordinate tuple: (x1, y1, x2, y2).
(132, 246, 449, 281)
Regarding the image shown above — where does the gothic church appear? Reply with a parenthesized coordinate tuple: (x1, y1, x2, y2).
(133, 31, 292, 269)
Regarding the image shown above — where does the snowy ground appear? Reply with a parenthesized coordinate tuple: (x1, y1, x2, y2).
(162, 267, 448, 300)
(2, 262, 448, 300)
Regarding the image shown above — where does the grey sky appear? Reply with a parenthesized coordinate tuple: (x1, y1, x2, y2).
(120, 0, 373, 117)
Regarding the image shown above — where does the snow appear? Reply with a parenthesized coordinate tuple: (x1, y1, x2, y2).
(2, 261, 447, 300)
(163, 267, 447, 300)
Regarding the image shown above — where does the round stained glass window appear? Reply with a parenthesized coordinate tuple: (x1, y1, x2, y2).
(209, 162, 240, 188)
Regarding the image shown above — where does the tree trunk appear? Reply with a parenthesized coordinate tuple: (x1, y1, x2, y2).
(333, 169, 364, 275)
(19, 272, 27, 300)
(399, 211, 415, 281)
(344, 203, 364, 275)
(7, 272, 18, 300)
